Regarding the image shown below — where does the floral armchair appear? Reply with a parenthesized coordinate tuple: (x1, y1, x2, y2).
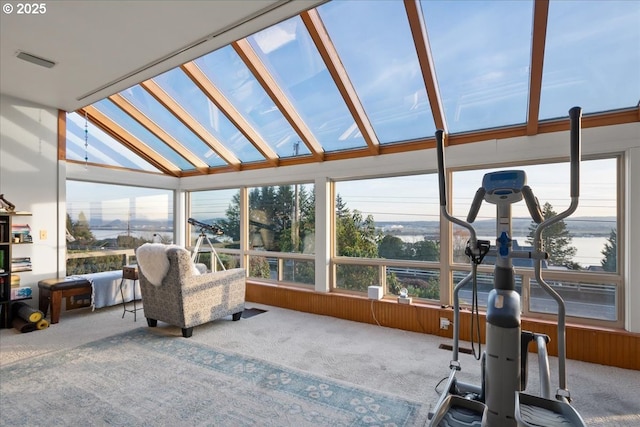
(135, 243, 246, 338)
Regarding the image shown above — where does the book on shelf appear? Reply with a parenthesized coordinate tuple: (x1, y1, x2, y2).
(11, 224, 32, 243)
(11, 257, 32, 271)
(11, 286, 32, 299)
(11, 224, 30, 232)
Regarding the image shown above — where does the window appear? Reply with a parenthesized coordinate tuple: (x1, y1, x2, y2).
(540, 0, 640, 119)
(247, 183, 315, 284)
(189, 189, 241, 270)
(247, 17, 367, 152)
(422, 0, 533, 132)
(334, 174, 440, 299)
(66, 181, 173, 274)
(247, 183, 315, 253)
(450, 157, 621, 323)
(66, 113, 160, 172)
(451, 158, 618, 271)
(318, 0, 435, 143)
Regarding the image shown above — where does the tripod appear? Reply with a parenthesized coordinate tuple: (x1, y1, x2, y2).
(191, 231, 226, 271)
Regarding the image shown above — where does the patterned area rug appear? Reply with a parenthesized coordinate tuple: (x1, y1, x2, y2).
(1, 328, 427, 426)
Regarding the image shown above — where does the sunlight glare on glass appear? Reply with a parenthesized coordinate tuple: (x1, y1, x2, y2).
(66, 113, 159, 172)
(318, 0, 435, 144)
(93, 99, 193, 170)
(194, 46, 310, 158)
(120, 86, 227, 167)
(247, 16, 367, 152)
(539, 0, 640, 119)
(153, 68, 265, 163)
(421, 0, 532, 133)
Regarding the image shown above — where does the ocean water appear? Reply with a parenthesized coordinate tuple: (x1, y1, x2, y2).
(397, 235, 608, 269)
(88, 229, 609, 269)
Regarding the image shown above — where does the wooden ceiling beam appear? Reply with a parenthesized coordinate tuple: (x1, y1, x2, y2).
(140, 79, 242, 170)
(108, 93, 209, 172)
(527, 0, 549, 136)
(57, 110, 67, 161)
(79, 106, 180, 176)
(301, 9, 380, 154)
(233, 38, 325, 161)
(404, 0, 447, 135)
(181, 62, 279, 165)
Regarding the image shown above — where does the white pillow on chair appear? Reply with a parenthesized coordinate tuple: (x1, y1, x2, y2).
(137, 243, 202, 286)
(136, 243, 171, 286)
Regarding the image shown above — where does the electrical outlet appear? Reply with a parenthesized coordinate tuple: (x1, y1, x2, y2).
(40, 229, 47, 240)
(440, 317, 450, 330)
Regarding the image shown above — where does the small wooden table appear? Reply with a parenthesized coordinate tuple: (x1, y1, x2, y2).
(38, 277, 92, 324)
(120, 265, 141, 321)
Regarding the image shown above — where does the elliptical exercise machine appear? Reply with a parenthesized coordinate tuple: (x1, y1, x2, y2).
(429, 107, 586, 427)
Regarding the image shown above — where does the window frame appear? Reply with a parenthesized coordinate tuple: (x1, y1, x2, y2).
(447, 153, 624, 328)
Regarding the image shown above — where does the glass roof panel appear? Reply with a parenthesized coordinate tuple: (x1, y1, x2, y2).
(120, 86, 227, 167)
(93, 99, 193, 170)
(66, 113, 160, 172)
(247, 16, 367, 153)
(153, 68, 265, 163)
(318, 0, 435, 144)
(194, 46, 311, 158)
(540, 0, 640, 120)
(421, 0, 533, 133)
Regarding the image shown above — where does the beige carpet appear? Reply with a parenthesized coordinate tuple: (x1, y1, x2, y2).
(1, 303, 639, 426)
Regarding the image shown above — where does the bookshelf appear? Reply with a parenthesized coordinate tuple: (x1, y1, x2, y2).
(1, 212, 33, 328)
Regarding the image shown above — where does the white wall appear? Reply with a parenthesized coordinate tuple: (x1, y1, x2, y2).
(626, 146, 640, 333)
(0, 94, 64, 307)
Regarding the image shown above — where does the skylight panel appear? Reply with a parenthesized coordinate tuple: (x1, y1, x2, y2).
(152, 68, 265, 163)
(247, 16, 367, 153)
(119, 86, 227, 167)
(66, 113, 160, 172)
(318, 0, 435, 144)
(421, 0, 533, 133)
(194, 46, 310, 158)
(539, 0, 640, 120)
(93, 99, 195, 171)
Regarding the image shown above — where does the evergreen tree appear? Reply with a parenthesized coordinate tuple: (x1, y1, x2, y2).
(334, 208, 379, 291)
(335, 209, 378, 258)
(600, 228, 617, 272)
(67, 212, 95, 244)
(220, 192, 241, 243)
(407, 239, 439, 262)
(378, 234, 405, 259)
(526, 202, 577, 268)
(335, 194, 349, 219)
(223, 186, 315, 279)
(378, 234, 439, 262)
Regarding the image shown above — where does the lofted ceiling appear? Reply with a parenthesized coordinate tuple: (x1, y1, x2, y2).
(2, 1, 639, 178)
(0, 0, 326, 111)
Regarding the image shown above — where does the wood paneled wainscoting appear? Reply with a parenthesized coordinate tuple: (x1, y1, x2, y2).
(246, 282, 640, 371)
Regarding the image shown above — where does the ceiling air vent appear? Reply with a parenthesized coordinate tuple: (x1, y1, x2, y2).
(16, 51, 56, 68)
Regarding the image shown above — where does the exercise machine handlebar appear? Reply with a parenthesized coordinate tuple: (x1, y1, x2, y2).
(435, 130, 479, 248)
(569, 106, 582, 198)
(533, 106, 582, 398)
(523, 186, 544, 224)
